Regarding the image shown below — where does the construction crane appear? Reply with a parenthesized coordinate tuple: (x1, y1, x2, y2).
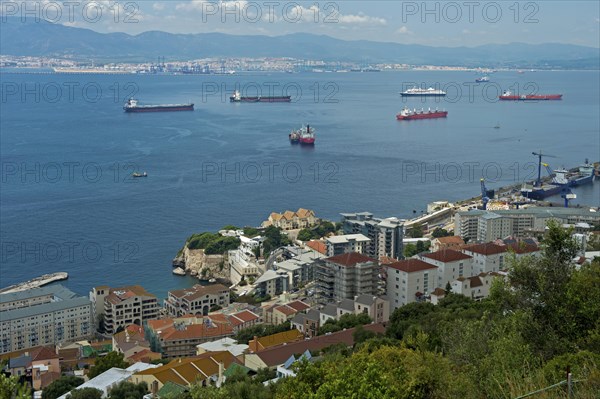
(532, 151, 558, 187)
(480, 178, 490, 210)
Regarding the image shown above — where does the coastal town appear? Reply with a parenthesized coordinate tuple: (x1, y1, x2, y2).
(2, 194, 600, 397)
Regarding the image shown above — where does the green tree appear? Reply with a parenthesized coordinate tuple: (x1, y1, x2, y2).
(408, 224, 424, 238)
(67, 388, 103, 399)
(0, 374, 31, 399)
(42, 376, 84, 399)
(403, 243, 417, 258)
(431, 227, 452, 238)
(416, 240, 425, 253)
(490, 220, 581, 359)
(107, 381, 148, 399)
(88, 352, 129, 379)
(297, 229, 314, 242)
(221, 225, 239, 231)
(352, 324, 376, 344)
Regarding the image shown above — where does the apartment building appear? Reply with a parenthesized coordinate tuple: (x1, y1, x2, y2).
(90, 285, 159, 335)
(455, 207, 600, 242)
(420, 249, 473, 289)
(341, 212, 404, 260)
(462, 242, 539, 274)
(263, 208, 319, 230)
(316, 253, 378, 302)
(146, 316, 234, 359)
(386, 259, 437, 310)
(0, 286, 92, 354)
(164, 284, 230, 317)
(325, 234, 370, 257)
(253, 270, 289, 298)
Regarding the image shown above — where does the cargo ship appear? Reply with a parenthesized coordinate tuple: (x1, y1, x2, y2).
(396, 107, 448, 120)
(400, 87, 446, 97)
(230, 90, 291, 103)
(568, 160, 595, 187)
(499, 90, 562, 101)
(123, 98, 194, 112)
(299, 125, 315, 145)
(521, 168, 569, 200)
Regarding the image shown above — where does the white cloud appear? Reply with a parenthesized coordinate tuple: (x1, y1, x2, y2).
(153, 3, 165, 11)
(396, 26, 413, 35)
(336, 12, 387, 26)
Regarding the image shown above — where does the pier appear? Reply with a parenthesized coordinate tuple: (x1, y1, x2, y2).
(0, 272, 69, 294)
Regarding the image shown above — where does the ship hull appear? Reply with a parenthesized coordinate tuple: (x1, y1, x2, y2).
(569, 174, 594, 187)
(230, 97, 291, 103)
(299, 138, 315, 145)
(400, 93, 446, 97)
(520, 185, 563, 200)
(397, 111, 448, 120)
(499, 95, 562, 101)
(124, 104, 194, 112)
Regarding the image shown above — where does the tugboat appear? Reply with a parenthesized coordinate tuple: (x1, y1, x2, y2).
(229, 90, 291, 103)
(123, 98, 194, 112)
(132, 172, 147, 178)
(299, 125, 315, 145)
(289, 128, 300, 144)
(396, 107, 448, 120)
(499, 90, 562, 101)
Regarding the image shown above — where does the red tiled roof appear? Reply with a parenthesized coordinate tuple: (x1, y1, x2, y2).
(462, 243, 506, 256)
(161, 323, 233, 341)
(422, 249, 471, 263)
(231, 310, 259, 323)
(285, 301, 310, 312)
(434, 236, 464, 244)
(253, 323, 386, 367)
(306, 240, 327, 254)
(469, 277, 483, 288)
(326, 252, 376, 266)
(274, 305, 297, 316)
(387, 259, 437, 273)
(30, 346, 58, 361)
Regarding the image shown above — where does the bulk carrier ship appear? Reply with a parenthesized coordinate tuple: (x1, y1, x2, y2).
(123, 98, 194, 112)
(499, 90, 562, 101)
(230, 90, 291, 103)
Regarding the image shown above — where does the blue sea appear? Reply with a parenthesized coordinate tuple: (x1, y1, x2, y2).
(1, 70, 599, 299)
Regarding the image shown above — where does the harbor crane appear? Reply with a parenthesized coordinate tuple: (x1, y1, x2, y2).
(532, 151, 558, 187)
(561, 187, 577, 208)
(480, 178, 490, 210)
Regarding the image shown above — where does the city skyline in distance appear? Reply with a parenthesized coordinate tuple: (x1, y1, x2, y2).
(0, 1, 599, 48)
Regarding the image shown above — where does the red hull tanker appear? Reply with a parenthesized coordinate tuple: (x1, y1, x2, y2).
(396, 107, 448, 120)
(299, 125, 315, 145)
(123, 98, 194, 112)
(499, 90, 562, 101)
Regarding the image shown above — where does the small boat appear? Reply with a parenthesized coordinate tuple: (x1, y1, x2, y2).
(493, 123, 500, 129)
(208, 278, 217, 283)
(132, 172, 147, 178)
(476, 76, 490, 83)
(289, 129, 300, 144)
(172, 267, 186, 276)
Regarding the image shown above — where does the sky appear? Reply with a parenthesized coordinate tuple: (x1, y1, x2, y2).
(3, 1, 600, 47)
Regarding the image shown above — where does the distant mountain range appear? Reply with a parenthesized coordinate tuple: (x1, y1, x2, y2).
(1, 18, 598, 68)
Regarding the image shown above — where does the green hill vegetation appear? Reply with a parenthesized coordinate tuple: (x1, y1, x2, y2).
(173, 221, 599, 398)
